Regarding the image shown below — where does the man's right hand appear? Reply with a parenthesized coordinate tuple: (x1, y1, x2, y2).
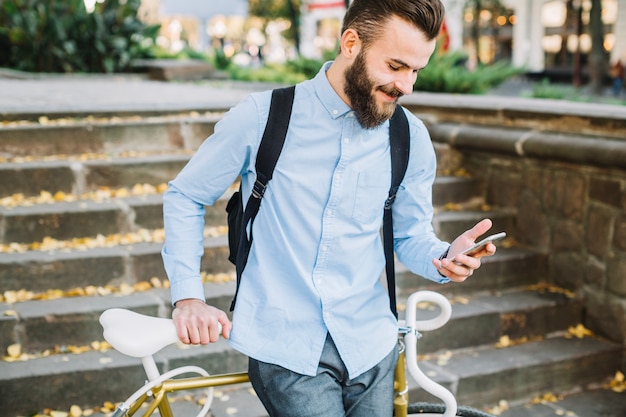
(172, 298, 232, 344)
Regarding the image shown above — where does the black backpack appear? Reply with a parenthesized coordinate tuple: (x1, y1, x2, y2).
(226, 85, 410, 318)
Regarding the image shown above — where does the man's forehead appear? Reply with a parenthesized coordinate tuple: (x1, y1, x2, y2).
(370, 17, 435, 67)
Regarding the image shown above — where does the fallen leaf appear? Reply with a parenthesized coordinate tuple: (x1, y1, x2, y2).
(566, 324, 593, 339)
(7, 343, 21, 358)
(69, 405, 82, 417)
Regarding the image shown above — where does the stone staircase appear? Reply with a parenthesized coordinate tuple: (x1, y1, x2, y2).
(0, 109, 623, 417)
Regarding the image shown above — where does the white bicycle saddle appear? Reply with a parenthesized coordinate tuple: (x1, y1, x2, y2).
(100, 308, 179, 358)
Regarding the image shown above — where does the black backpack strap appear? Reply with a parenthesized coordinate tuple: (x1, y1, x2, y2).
(230, 85, 296, 311)
(383, 105, 410, 318)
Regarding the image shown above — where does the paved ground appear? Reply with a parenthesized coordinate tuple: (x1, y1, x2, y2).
(0, 70, 277, 120)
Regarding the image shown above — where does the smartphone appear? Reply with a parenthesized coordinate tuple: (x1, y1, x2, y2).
(452, 231, 506, 264)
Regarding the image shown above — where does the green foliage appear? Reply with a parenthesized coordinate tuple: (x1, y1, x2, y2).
(226, 50, 521, 95)
(415, 51, 524, 94)
(227, 61, 311, 85)
(528, 79, 582, 100)
(0, 0, 160, 73)
(248, 0, 301, 19)
(284, 56, 326, 80)
(248, 0, 301, 50)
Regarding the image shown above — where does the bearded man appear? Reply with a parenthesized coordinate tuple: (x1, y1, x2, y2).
(162, 1, 496, 415)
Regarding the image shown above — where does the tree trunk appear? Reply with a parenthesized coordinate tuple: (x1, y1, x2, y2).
(286, 0, 301, 54)
(588, 0, 606, 95)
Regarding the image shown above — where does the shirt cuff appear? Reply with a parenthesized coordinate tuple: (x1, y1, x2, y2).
(169, 275, 206, 306)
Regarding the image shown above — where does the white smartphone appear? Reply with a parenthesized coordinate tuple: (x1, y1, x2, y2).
(452, 231, 506, 264)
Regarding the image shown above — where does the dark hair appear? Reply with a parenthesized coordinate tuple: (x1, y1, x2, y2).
(341, 0, 445, 48)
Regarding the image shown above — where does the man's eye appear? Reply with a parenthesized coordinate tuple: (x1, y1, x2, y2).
(389, 64, 399, 71)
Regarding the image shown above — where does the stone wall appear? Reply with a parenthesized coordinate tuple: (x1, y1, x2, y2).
(400, 93, 626, 346)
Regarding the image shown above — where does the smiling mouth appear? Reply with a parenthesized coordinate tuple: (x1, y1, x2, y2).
(377, 86, 402, 101)
(378, 90, 400, 103)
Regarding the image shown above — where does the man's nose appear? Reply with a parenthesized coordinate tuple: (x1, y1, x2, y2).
(394, 72, 416, 96)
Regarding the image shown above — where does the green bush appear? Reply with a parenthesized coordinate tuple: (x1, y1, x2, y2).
(226, 50, 520, 95)
(227, 61, 313, 84)
(0, 0, 160, 73)
(415, 51, 523, 94)
(528, 78, 582, 100)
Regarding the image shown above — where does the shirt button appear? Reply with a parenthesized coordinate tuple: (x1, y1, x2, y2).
(332, 109, 339, 115)
(327, 209, 334, 216)
(343, 138, 350, 144)
(321, 245, 328, 252)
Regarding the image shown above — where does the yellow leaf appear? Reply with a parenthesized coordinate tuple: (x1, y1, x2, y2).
(53, 191, 67, 201)
(119, 283, 134, 295)
(4, 291, 18, 303)
(450, 296, 469, 304)
(496, 335, 511, 348)
(7, 343, 22, 358)
(101, 401, 116, 412)
(69, 405, 82, 417)
(133, 281, 152, 292)
(567, 324, 593, 339)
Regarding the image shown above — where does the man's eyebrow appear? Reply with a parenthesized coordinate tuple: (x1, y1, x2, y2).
(389, 58, 423, 71)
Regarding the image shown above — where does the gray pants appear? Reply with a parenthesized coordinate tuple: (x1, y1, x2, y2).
(248, 334, 399, 417)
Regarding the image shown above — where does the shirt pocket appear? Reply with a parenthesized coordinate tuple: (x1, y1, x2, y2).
(352, 171, 390, 224)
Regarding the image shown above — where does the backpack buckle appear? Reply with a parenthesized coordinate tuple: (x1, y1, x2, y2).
(384, 194, 396, 210)
(252, 180, 266, 199)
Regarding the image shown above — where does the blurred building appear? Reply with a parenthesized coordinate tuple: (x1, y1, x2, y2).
(139, 0, 625, 75)
(139, 0, 248, 54)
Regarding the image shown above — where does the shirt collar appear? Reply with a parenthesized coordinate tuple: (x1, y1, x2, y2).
(312, 61, 352, 119)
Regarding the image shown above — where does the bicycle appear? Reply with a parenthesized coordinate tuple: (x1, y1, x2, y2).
(99, 291, 495, 417)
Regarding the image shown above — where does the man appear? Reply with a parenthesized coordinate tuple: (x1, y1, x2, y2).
(162, 0, 496, 415)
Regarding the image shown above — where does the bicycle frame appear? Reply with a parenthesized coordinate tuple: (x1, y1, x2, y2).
(100, 290, 457, 417)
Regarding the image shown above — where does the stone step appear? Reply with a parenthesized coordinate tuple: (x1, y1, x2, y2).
(433, 208, 517, 243)
(0, 114, 220, 158)
(401, 289, 584, 353)
(0, 235, 233, 296)
(0, 288, 610, 417)
(0, 333, 248, 417)
(0, 281, 236, 353)
(0, 193, 229, 245)
(0, 205, 520, 297)
(0, 175, 482, 244)
(408, 335, 623, 409)
(396, 247, 549, 297)
(0, 153, 191, 198)
(0, 280, 580, 362)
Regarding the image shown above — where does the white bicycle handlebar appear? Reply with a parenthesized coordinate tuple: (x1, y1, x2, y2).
(404, 290, 457, 417)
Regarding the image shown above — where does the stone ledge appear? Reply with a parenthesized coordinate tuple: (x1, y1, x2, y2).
(401, 93, 626, 139)
(132, 59, 217, 81)
(429, 122, 626, 170)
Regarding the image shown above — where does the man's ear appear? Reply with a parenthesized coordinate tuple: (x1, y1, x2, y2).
(339, 28, 361, 58)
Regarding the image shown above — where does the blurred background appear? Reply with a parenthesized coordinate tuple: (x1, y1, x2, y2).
(1, 0, 625, 100)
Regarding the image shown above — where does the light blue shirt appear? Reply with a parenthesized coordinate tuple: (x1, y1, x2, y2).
(162, 62, 450, 378)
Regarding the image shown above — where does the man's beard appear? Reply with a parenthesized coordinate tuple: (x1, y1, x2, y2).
(343, 51, 404, 129)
